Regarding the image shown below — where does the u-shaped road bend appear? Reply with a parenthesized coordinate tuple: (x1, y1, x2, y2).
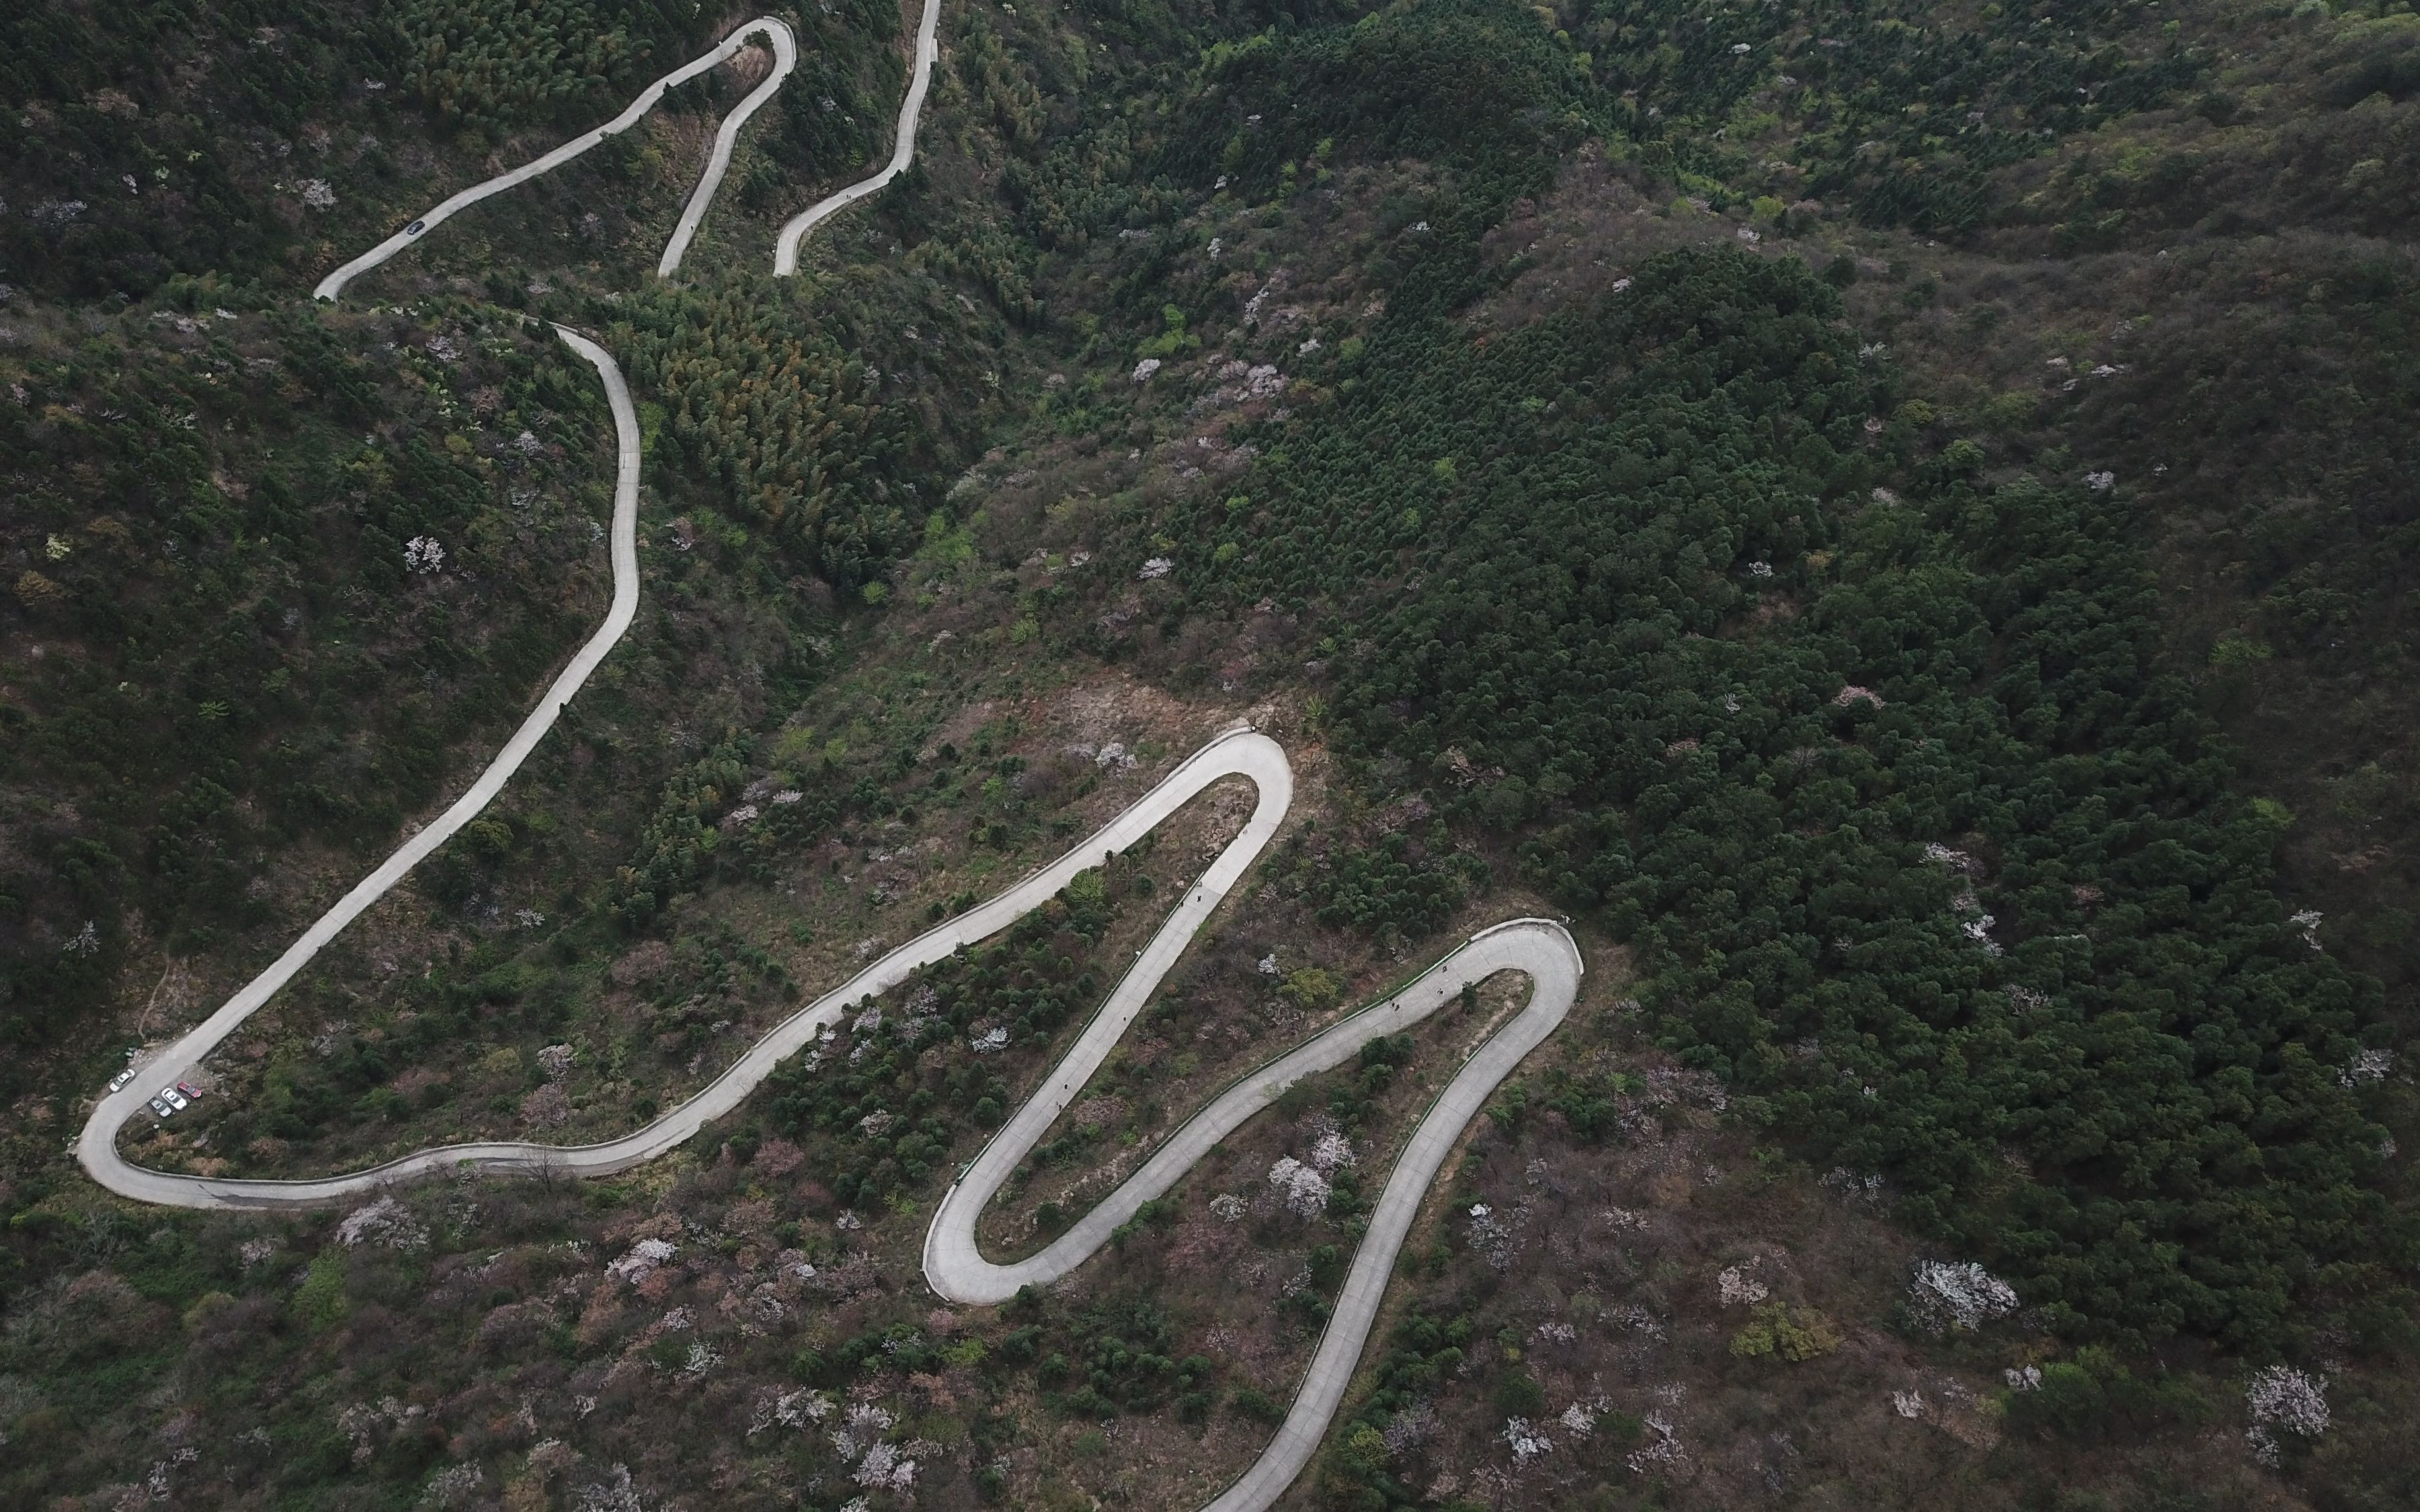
(924, 917, 1583, 1512)
(76, 725, 1297, 1208)
(313, 0, 945, 302)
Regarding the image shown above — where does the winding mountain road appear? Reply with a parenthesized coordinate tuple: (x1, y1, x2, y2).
(87, 7, 1596, 1507)
(925, 924, 1582, 1305)
(79, 728, 1296, 1208)
(774, 0, 945, 274)
(313, 0, 946, 301)
(76, 324, 645, 1206)
(927, 917, 1582, 1512)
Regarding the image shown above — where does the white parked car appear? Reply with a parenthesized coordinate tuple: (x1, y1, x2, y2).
(109, 1068, 138, 1092)
(159, 1087, 188, 1112)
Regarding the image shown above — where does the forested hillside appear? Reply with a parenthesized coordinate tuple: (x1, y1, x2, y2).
(1174, 243, 2400, 1349)
(1, 291, 624, 1081)
(4, 0, 2419, 1507)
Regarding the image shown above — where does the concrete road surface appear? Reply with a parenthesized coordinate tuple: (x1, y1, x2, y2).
(77, 727, 1295, 1208)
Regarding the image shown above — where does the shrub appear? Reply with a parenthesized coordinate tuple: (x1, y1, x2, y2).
(1492, 1371, 1546, 1417)
(291, 1252, 349, 1332)
(1279, 966, 1342, 1012)
(1230, 1386, 1287, 1425)
(2009, 1361, 2108, 1438)
(1728, 1301, 1843, 1361)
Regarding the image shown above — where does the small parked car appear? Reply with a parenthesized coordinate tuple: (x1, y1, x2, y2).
(109, 1068, 138, 1092)
(175, 1081, 204, 1101)
(149, 1096, 174, 1117)
(159, 1087, 188, 1112)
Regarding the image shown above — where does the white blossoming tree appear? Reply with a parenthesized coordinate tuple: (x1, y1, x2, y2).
(2244, 1365, 2328, 1466)
(1502, 1415, 1554, 1465)
(1268, 1154, 1331, 1217)
(1308, 1127, 1355, 1173)
(1908, 1259, 2019, 1333)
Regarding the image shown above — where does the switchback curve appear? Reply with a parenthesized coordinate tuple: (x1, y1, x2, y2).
(924, 918, 1583, 1512)
(77, 728, 1293, 1208)
(313, 0, 946, 301)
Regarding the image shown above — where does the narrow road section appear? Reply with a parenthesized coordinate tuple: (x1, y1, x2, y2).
(76, 325, 643, 1205)
(774, 0, 945, 274)
(315, 19, 798, 300)
(313, 0, 947, 300)
(77, 728, 1293, 1208)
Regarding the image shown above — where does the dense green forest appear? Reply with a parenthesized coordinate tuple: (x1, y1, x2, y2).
(395, 0, 691, 143)
(618, 277, 921, 589)
(1171, 246, 2403, 1349)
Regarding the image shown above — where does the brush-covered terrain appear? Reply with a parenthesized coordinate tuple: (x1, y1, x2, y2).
(3, 0, 2418, 1509)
